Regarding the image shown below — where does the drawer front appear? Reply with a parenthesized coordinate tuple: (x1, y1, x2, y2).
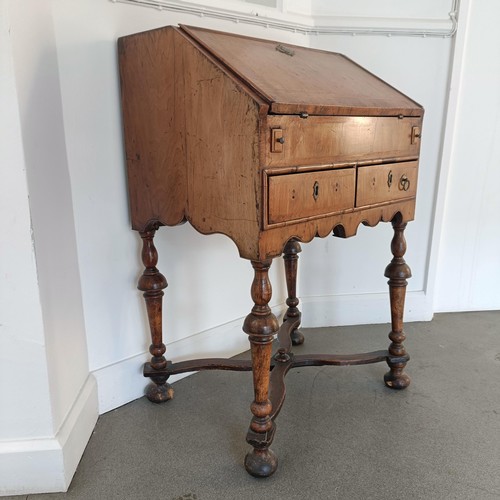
(356, 161, 418, 207)
(264, 115, 422, 168)
(268, 168, 355, 225)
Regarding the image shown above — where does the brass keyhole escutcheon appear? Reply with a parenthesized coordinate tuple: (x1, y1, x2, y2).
(313, 181, 319, 201)
(399, 174, 410, 191)
(387, 170, 393, 188)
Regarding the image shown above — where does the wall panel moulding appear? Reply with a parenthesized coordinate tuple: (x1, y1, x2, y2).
(112, 0, 459, 37)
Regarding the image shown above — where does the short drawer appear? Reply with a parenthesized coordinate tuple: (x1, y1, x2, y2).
(267, 167, 355, 225)
(356, 160, 418, 207)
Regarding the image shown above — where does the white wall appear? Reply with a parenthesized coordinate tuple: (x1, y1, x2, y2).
(433, 0, 500, 312)
(0, 0, 54, 444)
(310, 0, 452, 19)
(8, 0, 92, 436)
(0, 1, 98, 495)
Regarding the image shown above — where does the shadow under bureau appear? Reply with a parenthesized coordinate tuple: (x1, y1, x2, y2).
(118, 25, 424, 477)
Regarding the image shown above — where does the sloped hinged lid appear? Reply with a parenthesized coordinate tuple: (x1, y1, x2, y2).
(181, 25, 422, 117)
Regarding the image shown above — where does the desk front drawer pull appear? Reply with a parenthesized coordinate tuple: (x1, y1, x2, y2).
(313, 181, 319, 200)
(387, 170, 393, 188)
(399, 175, 410, 191)
(411, 126, 421, 144)
(271, 128, 285, 153)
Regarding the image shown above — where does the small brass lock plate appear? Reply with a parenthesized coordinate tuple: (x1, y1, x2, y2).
(271, 128, 284, 153)
(275, 44, 295, 57)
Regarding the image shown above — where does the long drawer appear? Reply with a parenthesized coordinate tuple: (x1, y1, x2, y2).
(264, 115, 422, 168)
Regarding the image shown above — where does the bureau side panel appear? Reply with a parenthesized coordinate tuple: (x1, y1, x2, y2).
(118, 27, 187, 231)
(179, 35, 262, 259)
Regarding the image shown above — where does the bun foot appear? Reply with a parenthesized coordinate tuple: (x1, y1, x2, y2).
(291, 329, 305, 346)
(384, 370, 410, 390)
(146, 381, 174, 403)
(244, 448, 278, 478)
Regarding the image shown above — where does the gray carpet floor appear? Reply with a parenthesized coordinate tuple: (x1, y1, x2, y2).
(9, 311, 500, 499)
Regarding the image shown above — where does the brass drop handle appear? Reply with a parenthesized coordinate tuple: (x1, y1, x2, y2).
(399, 174, 410, 191)
(387, 170, 393, 188)
(313, 181, 319, 200)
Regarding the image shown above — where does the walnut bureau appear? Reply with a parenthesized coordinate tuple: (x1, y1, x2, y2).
(118, 25, 424, 478)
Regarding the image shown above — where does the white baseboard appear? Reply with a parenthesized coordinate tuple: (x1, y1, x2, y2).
(93, 304, 284, 414)
(0, 375, 98, 496)
(300, 290, 433, 328)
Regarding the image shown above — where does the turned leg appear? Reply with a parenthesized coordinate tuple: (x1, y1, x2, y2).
(138, 224, 173, 403)
(283, 239, 304, 346)
(384, 215, 411, 390)
(243, 260, 280, 478)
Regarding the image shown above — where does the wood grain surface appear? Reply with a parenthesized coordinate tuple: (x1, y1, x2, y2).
(356, 160, 418, 207)
(181, 25, 422, 117)
(119, 24, 423, 260)
(264, 115, 422, 168)
(268, 167, 355, 224)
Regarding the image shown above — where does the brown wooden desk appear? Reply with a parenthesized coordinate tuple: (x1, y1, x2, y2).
(118, 25, 423, 477)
